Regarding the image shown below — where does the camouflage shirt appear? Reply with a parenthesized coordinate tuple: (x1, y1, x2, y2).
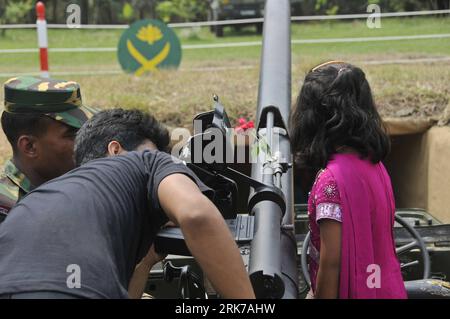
(0, 160, 32, 223)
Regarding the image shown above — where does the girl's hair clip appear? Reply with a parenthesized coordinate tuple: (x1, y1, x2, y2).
(310, 60, 346, 73)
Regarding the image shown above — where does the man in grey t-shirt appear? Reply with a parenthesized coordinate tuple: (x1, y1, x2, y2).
(0, 109, 254, 299)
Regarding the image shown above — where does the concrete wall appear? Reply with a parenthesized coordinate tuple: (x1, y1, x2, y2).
(385, 132, 429, 212)
(385, 126, 450, 223)
(427, 126, 450, 223)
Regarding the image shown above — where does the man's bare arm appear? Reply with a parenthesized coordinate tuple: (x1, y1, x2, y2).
(158, 173, 255, 299)
(128, 244, 166, 299)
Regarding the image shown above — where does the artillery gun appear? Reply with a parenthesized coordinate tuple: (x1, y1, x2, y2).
(150, 0, 450, 299)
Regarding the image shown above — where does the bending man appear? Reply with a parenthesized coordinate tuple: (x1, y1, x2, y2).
(0, 108, 254, 299)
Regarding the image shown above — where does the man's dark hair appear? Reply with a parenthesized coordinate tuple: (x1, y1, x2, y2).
(1, 112, 53, 153)
(74, 108, 170, 166)
(290, 62, 390, 169)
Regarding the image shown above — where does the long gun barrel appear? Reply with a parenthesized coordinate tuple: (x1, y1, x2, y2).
(248, 0, 299, 298)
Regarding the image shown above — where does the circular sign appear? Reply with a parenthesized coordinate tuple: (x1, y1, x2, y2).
(117, 19, 182, 76)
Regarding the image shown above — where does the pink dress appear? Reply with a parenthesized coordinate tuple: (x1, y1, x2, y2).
(307, 153, 407, 299)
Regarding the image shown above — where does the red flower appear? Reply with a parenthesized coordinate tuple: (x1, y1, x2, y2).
(236, 118, 254, 133)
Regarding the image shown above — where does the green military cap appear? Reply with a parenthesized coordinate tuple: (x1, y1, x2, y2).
(3, 76, 96, 129)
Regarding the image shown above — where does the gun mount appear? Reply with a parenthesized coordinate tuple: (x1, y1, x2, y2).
(154, 0, 299, 299)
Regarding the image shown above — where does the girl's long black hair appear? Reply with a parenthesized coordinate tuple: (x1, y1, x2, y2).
(290, 62, 390, 169)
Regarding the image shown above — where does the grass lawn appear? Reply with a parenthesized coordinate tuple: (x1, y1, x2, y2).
(1, 17, 450, 69)
(0, 16, 449, 162)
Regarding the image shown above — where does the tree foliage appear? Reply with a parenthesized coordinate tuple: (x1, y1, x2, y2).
(156, 0, 208, 22)
(0, 0, 447, 24)
(0, 0, 33, 23)
(307, 0, 448, 15)
(0, 0, 33, 36)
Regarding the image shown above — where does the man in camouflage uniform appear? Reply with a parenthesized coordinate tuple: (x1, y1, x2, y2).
(0, 76, 95, 223)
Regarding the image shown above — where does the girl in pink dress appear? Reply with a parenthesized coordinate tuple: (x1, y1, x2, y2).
(291, 61, 407, 299)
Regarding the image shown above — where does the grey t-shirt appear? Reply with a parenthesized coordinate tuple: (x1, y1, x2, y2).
(0, 151, 212, 298)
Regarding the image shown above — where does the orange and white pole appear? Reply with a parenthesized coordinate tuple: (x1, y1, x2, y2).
(36, 1, 49, 78)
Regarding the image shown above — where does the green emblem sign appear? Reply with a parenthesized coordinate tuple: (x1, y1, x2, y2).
(118, 19, 182, 76)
